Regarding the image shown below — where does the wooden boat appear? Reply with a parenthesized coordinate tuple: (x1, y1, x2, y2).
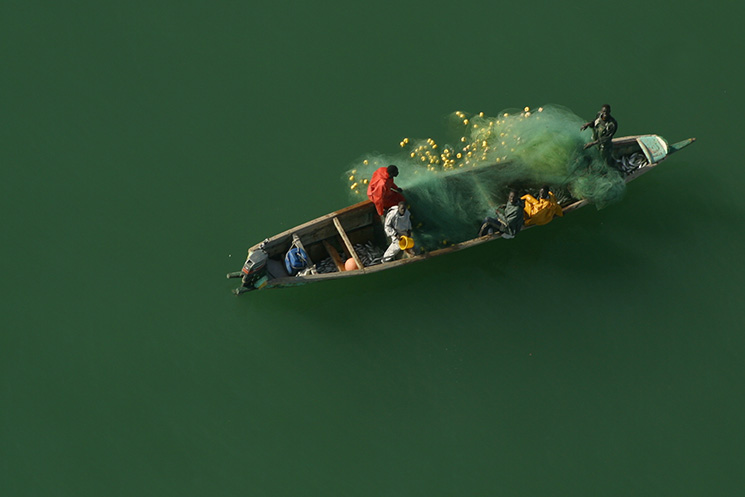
(227, 134, 695, 294)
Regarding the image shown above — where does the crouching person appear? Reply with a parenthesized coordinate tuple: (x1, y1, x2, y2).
(478, 189, 524, 238)
(382, 201, 413, 262)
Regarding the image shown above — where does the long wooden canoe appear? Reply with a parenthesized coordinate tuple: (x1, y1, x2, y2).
(227, 134, 695, 294)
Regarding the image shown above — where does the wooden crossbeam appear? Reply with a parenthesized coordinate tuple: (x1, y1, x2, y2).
(291, 234, 312, 266)
(333, 217, 365, 272)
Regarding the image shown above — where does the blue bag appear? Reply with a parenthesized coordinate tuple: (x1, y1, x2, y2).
(284, 246, 309, 276)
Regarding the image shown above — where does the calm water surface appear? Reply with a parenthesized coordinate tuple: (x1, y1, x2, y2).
(2, 1, 744, 496)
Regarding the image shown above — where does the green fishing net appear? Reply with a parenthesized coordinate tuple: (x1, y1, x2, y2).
(345, 105, 625, 249)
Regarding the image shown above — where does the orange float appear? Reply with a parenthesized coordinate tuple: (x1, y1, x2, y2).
(344, 258, 358, 271)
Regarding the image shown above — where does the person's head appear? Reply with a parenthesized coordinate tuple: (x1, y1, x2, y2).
(387, 165, 399, 177)
(507, 189, 518, 204)
(539, 186, 550, 199)
(599, 104, 611, 120)
(397, 201, 407, 215)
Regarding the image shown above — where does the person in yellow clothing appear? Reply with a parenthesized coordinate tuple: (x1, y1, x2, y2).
(521, 186, 563, 226)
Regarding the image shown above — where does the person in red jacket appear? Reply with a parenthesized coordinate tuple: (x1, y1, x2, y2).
(367, 165, 405, 216)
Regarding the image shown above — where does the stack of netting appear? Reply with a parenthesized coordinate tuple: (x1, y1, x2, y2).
(345, 105, 627, 249)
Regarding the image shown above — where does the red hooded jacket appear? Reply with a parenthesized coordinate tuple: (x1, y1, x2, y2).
(367, 167, 405, 215)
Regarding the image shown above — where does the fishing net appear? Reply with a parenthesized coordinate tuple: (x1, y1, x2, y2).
(345, 105, 625, 249)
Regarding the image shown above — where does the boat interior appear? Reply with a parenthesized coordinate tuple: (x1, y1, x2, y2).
(255, 201, 386, 279)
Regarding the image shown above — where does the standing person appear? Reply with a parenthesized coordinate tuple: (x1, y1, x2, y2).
(581, 104, 618, 166)
(367, 164, 405, 216)
(521, 186, 563, 226)
(382, 201, 413, 262)
(478, 189, 524, 238)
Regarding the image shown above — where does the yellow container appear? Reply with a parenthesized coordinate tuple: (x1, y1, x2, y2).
(398, 236, 415, 250)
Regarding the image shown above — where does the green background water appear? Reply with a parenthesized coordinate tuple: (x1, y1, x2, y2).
(3, 1, 744, 496)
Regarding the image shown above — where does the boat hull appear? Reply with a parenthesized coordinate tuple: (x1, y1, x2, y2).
(229, 134, 695, 293)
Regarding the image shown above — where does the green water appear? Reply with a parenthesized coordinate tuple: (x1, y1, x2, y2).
(2, 1, 744, 496)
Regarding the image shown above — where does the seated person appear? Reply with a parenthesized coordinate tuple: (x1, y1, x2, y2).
(478, 189, 524, 238)
(521, 186, 563, 226)
(382, 201, 413, 262)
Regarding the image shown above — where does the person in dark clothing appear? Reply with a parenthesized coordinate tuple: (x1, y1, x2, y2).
(478, 189, 524, 238)
(581, 104, 618, 166)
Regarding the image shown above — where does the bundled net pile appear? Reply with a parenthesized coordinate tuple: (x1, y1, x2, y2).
(345, 105, 626, 249)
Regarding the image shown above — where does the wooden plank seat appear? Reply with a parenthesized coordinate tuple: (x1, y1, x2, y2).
(333, 217, 365, 272)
